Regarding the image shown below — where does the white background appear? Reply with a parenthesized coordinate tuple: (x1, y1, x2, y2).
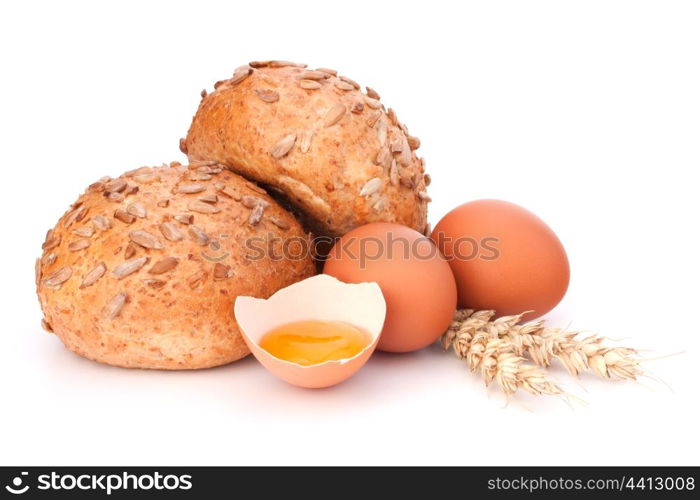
(1, 0, 698, 466)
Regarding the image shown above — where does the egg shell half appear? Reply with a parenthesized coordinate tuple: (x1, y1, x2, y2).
(234, 274, 386, 388)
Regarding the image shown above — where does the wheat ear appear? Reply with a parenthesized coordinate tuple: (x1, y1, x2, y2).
(448, 309, 644, 380)
(443, 310, 563, 397)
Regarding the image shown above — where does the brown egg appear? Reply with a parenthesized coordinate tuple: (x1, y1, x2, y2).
(431, 200, 569, 319)
(324, 223, 457, 353)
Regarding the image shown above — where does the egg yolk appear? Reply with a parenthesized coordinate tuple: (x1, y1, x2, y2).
(259, 320, 371, 366)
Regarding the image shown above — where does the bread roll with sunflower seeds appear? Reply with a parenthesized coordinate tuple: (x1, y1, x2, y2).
(182, 61, 430, 238)
(36, 162, 315, 369)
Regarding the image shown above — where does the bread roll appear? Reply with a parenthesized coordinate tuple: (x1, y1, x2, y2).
(182, 61, 430, 237)
(36, 162, 315, 369)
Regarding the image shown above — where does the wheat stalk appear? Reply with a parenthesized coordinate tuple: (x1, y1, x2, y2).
(443, 310, 563, 397)
(446, 309, 644, 381)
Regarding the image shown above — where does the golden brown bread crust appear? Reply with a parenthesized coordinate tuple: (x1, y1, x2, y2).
(183, 62, 430, 237)
(36, 162, 315, 369)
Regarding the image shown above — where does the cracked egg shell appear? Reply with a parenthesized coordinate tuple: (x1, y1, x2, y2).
(234, 274, 386, 388)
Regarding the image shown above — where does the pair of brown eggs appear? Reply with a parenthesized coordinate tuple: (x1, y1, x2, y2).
(324, 199, 570, 353)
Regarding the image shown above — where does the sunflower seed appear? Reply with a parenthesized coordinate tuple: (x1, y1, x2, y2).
(400, 137, 412, 166)
(389, 160, 399, 186)
(417, 190, 432, 202)
(423, 173, 431, 186)
(269, 60, 307, 68)
(212, 263, 232, 280)
(268, 216, 290, 230)
(299, 130, 314, 153)
(214, 184, 241, 200)
(339, 76, 360, 89)
(102, 292, 127, 320)
(188, 200, 221, 214)
(43, 266, 72, 288)
(323, 103, 346, 127)
(113, 257, 149, 279)
(80, 262, 106, 288)
(129, 230, 163, 249)
(108, 192, 125, 202)
(132, 173, 159, 184)
(247, 204, 265, 226)
(366, 86, 380, 100)
(68, 239, 90, 252)
(43, 253, 57, 266)
(35, 258, 41, 286)
(64, 205, 88, 227)
(375, 147, 392, 169)
(91, 216, 112, 231)
(335, 81, 354, 91)
(190, 160, 219, 167)
(143, 279, 167, 289)
(188, 225, 209, 246)
(126, 202, 147, 219)
(367, 111, 381, 127)
(351, 101, 364, 113)
(42, 231, 61, 251)
(372, 197, 386, 212)
(174, 213, 194, 225)
(177, 183, 206, 194)
(41, 318, 53, 332)
(387, 108, 398, 125)
(255, 88, 280, 103)
(114, 209, 136, 224)
(72, 225, 94, 238)
(270, 133, 296, 159)
(365, 97, 381, 110)
(316, 67, 338, 76)
(407, 135, 421, 150)
(124, 183, 138, 195)
(159, 222, 183, 242)
(299, 79, 322, 90)
(249, 60, 271, 68)
(199, 194, 218, 204)
(390, 137, 403, 153)
(149, 256, 178, 274)
(105, 178, 127, 193)
(301, 70, 328, 81)
(124, 242, 138, 259)
(179, 138, 188, 154)
(241, 195, 270, 209)
(157, 198, 170, 208)
(360, 177, 383, 197)
(399, 172, 414, 189)
(187, 269, 207, 289)
(188, 172, 212, 181)
(230, 67, 253, 85)
(377, 118, 388, 146)
(88, 181, 106, 192)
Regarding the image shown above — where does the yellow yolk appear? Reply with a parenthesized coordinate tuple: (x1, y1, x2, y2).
(259, 320, 371, 366)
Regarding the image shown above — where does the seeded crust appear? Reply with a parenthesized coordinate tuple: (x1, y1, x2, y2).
(36, 162, 315, 369)
(183, 62, 430, 238)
